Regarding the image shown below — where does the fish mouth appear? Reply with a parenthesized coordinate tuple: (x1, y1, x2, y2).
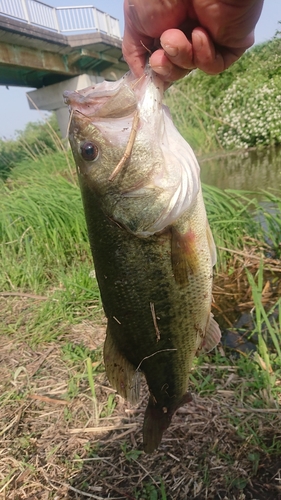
(63, 73, 138, 121)
(63, 67, 164, 123)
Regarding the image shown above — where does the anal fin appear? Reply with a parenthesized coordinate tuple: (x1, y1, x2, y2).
(104, 325, 140, 404)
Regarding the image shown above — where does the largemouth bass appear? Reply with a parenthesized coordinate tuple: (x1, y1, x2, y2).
(64, 68, 221, 453)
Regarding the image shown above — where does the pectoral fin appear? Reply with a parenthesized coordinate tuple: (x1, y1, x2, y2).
(197, 313, 221, 354)
(171, 226, 199, 285)
(103, 326, 140, 404)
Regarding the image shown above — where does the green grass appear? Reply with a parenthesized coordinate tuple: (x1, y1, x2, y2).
(246, 261, 281, 394)
(1, 150, 280, 354)
(134, 479, 167, 500)
(0, 155, 89, 292)
(258, 190, 281, 258)
(202, 184, 263, 266)
(0, 150, 272, 293)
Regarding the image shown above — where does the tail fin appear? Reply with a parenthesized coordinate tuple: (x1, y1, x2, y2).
(143, 392, 192, 454)
(143, 397, 172, 454)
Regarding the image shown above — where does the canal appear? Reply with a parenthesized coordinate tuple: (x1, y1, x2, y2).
(200, 146, 281, 194)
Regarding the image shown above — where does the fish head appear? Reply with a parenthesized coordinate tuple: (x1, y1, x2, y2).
(64, 74, 139, 198)
(64, 68, 200, 236)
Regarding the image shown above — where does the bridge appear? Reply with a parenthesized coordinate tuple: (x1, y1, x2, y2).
(0, 0, 128, 136)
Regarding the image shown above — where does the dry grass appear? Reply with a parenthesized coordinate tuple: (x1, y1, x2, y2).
(1, 248, 281, 500)
(213, 238, 281, 331)
(1, 296, 281, 500)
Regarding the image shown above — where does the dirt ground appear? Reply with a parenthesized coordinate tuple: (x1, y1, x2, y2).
(1, 299, 281, 500)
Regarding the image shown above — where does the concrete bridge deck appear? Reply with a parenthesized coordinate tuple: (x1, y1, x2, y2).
(0, 0, 127, 136)
(0, 13, 127, 88)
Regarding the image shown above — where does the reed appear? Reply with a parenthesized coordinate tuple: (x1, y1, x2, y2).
(246, 261, 281, 384)
(1, 151, 279, 292)
(258, 190, 281, 258)
(0, 152, 89, 292)
(203, 185, 263, 267)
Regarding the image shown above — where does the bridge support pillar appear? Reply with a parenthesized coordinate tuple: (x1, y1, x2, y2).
(27, 74, 103, 139)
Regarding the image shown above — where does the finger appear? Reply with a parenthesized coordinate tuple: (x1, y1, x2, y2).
(149, 50, 192, 82)
(192, 27, 247, 75)
(192, 28, 223, 74)
(159, 29, 195, 70)
(122, 32, 151, 77)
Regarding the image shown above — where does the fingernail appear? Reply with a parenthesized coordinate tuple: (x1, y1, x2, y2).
(161, 43, 178, 57)
(150, 65, 171, 78)
(192, 31, 203, 50)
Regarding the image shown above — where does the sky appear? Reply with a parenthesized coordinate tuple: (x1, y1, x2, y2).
(0, 0, 280, 139)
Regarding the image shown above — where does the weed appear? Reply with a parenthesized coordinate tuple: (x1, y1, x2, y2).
(100, 393, 116, 418)
(61, 342, 102, 365)
(246, 261, 281, 392)
(67, 374, 81, 399)
(248, 451, 260, 474)
(134, 479, 167, 500)
(86, 356, 99, 422)
(63, 406, 73, 422)
(121, 442, 143, 462)
(189, 370, 217, 395)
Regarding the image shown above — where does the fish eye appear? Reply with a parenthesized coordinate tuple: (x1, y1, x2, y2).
(80, 141, 99, 161)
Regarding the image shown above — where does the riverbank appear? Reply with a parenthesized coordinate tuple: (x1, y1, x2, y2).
(0, 149, 280, 499)
(1, 317, 280, 499)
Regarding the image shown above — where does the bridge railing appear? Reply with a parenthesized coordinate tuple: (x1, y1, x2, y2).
(0, 0, 121, 38)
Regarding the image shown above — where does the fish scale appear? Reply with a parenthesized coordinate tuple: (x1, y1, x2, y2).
(64, 67, 221, 453)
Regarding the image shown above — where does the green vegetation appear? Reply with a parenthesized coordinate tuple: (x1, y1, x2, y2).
(0, 113, 61, 179)
(165, 36, 281, 153)
(1, 125, 280, 499)
(1, 147, 279, 295)
(1, 151, 89, 291)
(246, 262, 281, 390)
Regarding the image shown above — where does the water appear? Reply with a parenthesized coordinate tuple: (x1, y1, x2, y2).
(199, 146, 281, 193)
(200, 147, 281, 349)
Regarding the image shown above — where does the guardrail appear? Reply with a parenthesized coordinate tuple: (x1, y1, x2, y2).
(0, 0, 121, 38)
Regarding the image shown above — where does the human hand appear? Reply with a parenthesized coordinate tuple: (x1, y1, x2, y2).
(123, 0, 264, 81)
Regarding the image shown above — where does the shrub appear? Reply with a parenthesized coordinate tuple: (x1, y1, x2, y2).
(0, 113, 62, 179)
(217, 76, 281, 149)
